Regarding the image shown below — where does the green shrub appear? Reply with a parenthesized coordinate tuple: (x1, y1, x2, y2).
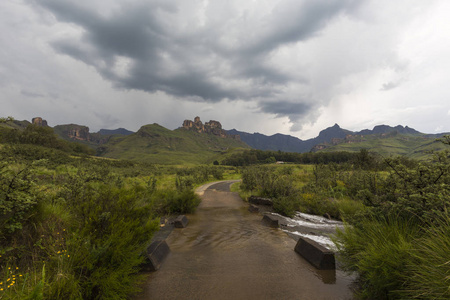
(0, 163, 37, 238)
(164, 189, 201, 214)
(272, 196, 297, 218)
(61, 184, 159, 299)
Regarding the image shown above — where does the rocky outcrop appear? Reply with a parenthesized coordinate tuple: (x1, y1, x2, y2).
(32, 117, 48, 127)
(182, 116, 240, 140)
(54, 124, 92, 142)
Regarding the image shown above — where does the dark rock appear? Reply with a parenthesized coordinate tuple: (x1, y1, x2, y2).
(262, 214, 279, 227)
(249, 196, 273, 206)
(248, 204, 259, 213)
(172, 215, 189, 228)
(32, 117, 48, 127)
(142, 240, 170, 271)
(294, 237, 335, 270)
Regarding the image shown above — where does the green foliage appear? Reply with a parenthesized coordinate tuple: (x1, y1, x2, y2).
(222, 149, 359, 166)
(334, 216, 420, 299)
(241, 166, 301, 216)
(272, 196, 297, 218)
(0, 144, 207, 299)
(334, 138, 450, 299)
(0, 162, 36, 238)
(0, 116, 14, 123)
(162, 190, 201, 214)
(401, 212, 450, 300)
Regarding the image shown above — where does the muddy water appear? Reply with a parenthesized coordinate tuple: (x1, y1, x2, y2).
(135, 181, 354, 300)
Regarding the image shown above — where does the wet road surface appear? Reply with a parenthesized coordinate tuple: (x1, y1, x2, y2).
(135, 181, 354, 300)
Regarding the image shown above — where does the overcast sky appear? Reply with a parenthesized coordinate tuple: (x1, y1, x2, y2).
(1, 0, 449, 139)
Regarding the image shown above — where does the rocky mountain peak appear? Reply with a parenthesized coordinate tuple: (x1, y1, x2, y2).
(32, 117, 48, 127)
(182, 116, 240, 140)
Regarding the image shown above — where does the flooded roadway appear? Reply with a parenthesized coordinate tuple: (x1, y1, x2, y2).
(135, 181, 354, 300)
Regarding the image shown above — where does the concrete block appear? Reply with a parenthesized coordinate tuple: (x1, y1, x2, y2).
(248, 204, 259, 213)
(294, 237, 335, 270)
(248, 196, 273, 206)
(173, 215, 189, 228)
(262, 214, 279, 227)
(142, 240, 170, 272)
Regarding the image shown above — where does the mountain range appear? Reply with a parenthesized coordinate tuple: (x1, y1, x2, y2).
(2, 116, 449, 163)
(228, 124, 449, 159)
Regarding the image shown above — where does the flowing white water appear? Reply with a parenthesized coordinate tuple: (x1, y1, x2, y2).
(268, 212, 344, 250)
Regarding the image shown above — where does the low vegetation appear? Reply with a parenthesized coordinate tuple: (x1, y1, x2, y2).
(0, 124, 236, 299)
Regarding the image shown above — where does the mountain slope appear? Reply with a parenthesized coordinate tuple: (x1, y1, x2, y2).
(228, 124, 449, 159)
(317, 132, 449, 159)
(98, 128, 134, 136)
(227, 123, 352, 153)
(98, 123, 250, 164)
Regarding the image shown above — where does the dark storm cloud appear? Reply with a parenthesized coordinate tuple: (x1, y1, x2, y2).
(260, 101, 313, 122)
(35, 0, 359, 120)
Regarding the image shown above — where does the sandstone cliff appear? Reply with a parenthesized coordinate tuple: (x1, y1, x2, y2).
(182, 116, 240, 140)
(32, 117, 48, 127)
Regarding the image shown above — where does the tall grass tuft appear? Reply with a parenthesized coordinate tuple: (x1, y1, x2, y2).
(334, 216, 420, 299)
(400, 212, 450, 299)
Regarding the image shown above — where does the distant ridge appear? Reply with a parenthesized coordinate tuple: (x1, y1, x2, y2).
(227, 124, 449, 154)
(227, 123, 352, 153)
(98, 128, 134, 136)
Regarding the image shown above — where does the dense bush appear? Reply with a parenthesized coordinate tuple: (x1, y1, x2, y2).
(0, 143, 206, 299)
(0, 162, 37, 238)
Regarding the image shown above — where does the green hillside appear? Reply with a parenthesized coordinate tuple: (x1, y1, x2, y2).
(317, 133, 447, 160)
(98, 123, 250, 164)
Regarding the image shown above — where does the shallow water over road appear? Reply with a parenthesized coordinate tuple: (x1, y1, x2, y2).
(136, 181, 354, 300)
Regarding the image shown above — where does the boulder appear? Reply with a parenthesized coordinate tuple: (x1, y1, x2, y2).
(294, 237, 335, 270)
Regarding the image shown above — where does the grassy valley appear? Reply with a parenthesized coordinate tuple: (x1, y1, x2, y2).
(97, 124, 250, 164)
(316, 132, 448, 160)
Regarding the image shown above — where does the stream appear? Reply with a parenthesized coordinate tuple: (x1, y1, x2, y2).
(135, 181, 355, 299)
